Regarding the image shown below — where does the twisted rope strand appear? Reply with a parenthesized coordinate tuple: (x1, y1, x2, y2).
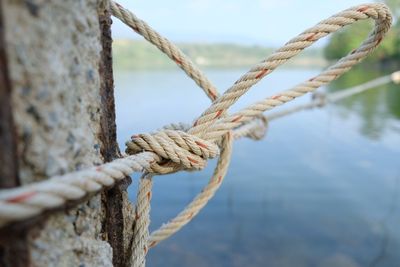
(266, 70, 400, 121)
(0, 153, 154, 226)
(130, 174, 153, 267)
(110, 1, 220, 102)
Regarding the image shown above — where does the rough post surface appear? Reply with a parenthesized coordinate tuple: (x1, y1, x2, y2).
(0, 0, 18, 189)
(0, 0, 136, 266)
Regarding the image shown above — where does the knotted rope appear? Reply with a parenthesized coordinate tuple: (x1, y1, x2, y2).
(0, 2, 393, 266)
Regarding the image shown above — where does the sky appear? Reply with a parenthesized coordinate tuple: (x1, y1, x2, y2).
(112, 0, 382, 47)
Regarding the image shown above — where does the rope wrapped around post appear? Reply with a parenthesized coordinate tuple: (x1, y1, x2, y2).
(0, 2, 393, 266)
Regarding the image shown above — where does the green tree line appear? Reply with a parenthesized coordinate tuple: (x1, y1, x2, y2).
(324, 0, 400, 67)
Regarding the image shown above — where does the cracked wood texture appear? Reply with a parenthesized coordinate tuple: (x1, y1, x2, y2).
(0, 1, 136, 266)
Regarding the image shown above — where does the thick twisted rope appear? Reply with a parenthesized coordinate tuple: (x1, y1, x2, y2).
(130, 173, 153, 267)
(0, 3, 392, 266)
(110, 1, 220, 102)
(0, 153, 154, 225)
(267, 70, 400, 121)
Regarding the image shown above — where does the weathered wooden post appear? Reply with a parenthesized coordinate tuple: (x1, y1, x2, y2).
(0, 1, 135, 266)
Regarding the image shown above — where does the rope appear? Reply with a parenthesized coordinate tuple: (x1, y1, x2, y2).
(109, 1, 220, 102)
(0, 153, 154, 225)
(130, 174, 153, 267)
(0, 2, 393, 266)
(327, 70, 400, 102)
(267, 70, 400, 121)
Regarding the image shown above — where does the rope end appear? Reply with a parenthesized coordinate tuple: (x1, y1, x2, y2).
(391, 71, 400, 84)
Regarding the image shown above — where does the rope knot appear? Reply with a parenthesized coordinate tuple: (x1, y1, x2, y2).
(126, 129, 219, 174)
(232, 116, 268, 141)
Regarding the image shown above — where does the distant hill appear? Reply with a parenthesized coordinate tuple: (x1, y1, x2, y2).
(112, 39, 326, 70)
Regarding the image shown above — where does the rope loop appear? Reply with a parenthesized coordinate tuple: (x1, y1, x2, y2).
(187, 3, 392, 143)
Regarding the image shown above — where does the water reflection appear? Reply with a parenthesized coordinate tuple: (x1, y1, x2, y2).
(327, 67, 400, 139)
(114, 68, 400, 267)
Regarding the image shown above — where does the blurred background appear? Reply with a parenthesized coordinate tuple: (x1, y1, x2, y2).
(112, 1, 400, 266)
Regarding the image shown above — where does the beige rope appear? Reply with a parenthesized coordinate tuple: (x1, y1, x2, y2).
(130, 173, 153, 267)
(267, 70, 400, 121)
(109, 1, 220, 102)
(0, 153, 154, 226)
(0, 3, 392, 267)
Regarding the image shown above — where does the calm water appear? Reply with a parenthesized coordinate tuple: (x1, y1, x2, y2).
(114, 68, 400, 267)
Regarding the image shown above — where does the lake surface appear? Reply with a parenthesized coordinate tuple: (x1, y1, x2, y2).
(114, 68, 400, 267)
